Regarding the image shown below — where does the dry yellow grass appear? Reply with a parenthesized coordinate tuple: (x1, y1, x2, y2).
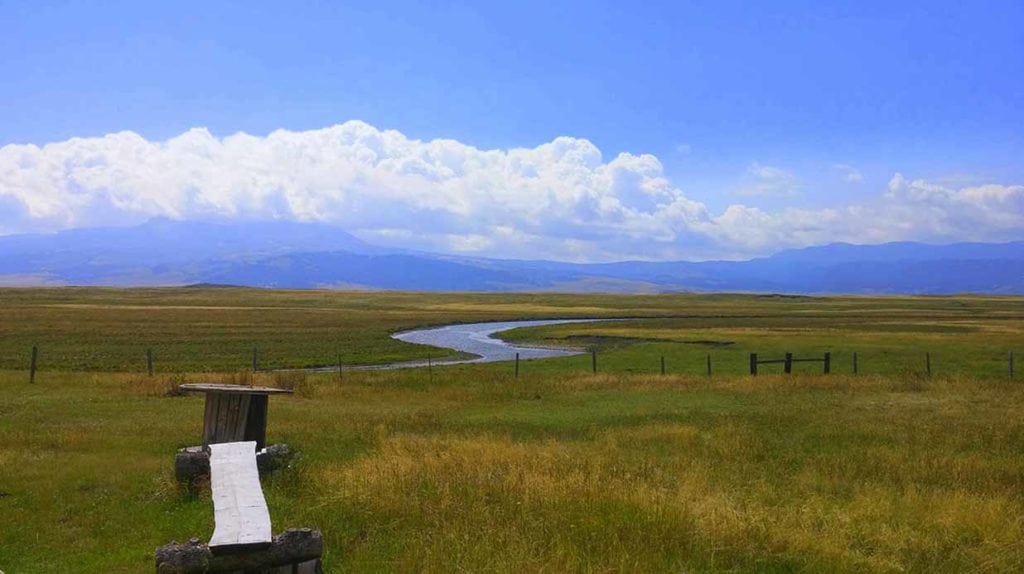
(3, 369, 1024, 572)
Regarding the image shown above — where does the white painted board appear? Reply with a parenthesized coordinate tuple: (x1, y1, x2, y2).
(208, 441, 273, 550)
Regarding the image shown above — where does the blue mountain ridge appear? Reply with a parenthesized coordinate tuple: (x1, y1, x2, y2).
(1, 219, 1021, 294)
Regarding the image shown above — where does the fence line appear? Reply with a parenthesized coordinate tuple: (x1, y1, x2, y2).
(750, 352, 831, 375)
(13, 346, 1021, 381)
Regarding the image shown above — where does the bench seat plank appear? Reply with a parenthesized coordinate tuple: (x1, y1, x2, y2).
(208, 441, 273, 551)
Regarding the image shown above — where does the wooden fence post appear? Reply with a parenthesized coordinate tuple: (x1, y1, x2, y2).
(591, 350, 597, 374)
(515, 352, 520, 378)
(147, 348, 154, 376)
(660, 355, 665, 375)
(823, 352, 831, 374)
(29, 345, 38, 384)
(750, 353, 758, 376)
(338, 355, 343, 383)
(926, 352, 931, 377)
(706, 353, 712, 377)
(252, 347, 259, 372)
(784, 353, 793, 374)
(427, 355, 433, 384)
(853, 351, 858, 375)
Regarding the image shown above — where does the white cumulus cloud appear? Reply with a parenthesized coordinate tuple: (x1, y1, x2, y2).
(834, 163, 863, 183)
(0, 121, 1021, 260)
(734, 163, 801, 198)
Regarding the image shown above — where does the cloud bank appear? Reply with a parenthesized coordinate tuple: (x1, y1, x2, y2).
(1, 121, 1021, 261)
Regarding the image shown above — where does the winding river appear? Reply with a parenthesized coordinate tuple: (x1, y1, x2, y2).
(348, 318, 607, 370)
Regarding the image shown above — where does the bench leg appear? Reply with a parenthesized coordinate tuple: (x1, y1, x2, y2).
(244, 395, 269, 450)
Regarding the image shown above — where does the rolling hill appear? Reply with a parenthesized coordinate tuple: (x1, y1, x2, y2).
(1, 219, 1021, 293)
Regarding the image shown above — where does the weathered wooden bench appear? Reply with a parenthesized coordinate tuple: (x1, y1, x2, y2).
(156, 441, 323, 573)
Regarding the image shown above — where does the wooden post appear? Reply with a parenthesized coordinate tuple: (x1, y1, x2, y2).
(515, 352, 520, 378)
(147, 348, 154, 376)
(591, 350, 597, 374)
(252, 347, 258, 372)
(750, 353, 758, 376)
(337, 354, 343, 383)
(853, 351, 858, 375)
(427, 354, 433, 384)
(784, 352, 793, 374)
(926, 352, 931, 377)
(660, 355, 665, 375)
(1009, 351, 1014, 380)
(29, 345, 38, 384)
(823, 352, 831, 374)
(706, 353, 712, 377)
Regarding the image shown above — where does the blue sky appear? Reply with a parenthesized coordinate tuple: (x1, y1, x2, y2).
(1, 1, 1022, 260)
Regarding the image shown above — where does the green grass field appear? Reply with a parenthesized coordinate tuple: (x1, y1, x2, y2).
(1, 288, 1023, 572)
(2, 288, 1021, 377)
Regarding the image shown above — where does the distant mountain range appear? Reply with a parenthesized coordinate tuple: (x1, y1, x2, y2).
(1, 219, 1022, 294)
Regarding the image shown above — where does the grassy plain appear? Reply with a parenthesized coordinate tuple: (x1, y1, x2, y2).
(1, 288, 1021, 376)
(1, 288, 1023, 572)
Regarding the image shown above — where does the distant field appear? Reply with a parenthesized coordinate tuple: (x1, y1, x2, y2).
(1, 287, 1022, 376)
(0, 287, 672, 372)
(1, 288, 1023, 572)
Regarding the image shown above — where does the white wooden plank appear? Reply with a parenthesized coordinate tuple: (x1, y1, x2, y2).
(208, 441, 273, 550)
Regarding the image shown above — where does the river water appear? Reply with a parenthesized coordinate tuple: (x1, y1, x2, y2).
(296, 318, 611, 371)
(389, 318, 603, 367)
